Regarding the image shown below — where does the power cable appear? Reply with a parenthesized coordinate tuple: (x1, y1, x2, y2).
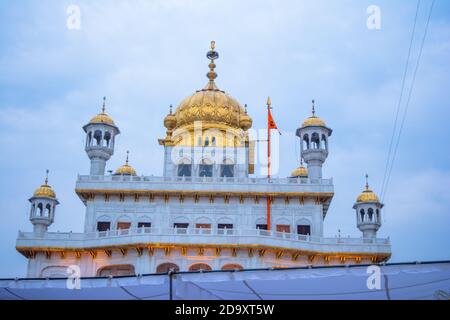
(382, 0, 435, 202)
(380, 0, 421, 200)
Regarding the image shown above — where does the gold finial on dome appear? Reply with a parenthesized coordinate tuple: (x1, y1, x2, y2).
(115, 151, 137, 176)
(89, 96, 115, 126)
(33, 169, 56, 198)
(102, 96, 106, 113)
(163, 41, 253, 144)
(302, 99, 326, 127)
(267, 96, 271, 107)
(206, 40, 219, 86)
(356, 174, 380, 203)
(365, 173, 369, 190)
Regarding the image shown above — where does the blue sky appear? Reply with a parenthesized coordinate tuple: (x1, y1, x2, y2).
(0, 0, 449, 277)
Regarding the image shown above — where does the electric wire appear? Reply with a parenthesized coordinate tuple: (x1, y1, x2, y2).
(380, 0, 421, 200)
(381, 0, 435, 202)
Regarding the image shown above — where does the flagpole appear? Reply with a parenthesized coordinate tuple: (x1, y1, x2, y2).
(267, 97, 271, 231)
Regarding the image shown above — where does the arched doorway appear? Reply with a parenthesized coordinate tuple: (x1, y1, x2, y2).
(221, 264, 243, 271)
(189, 263, 212, 271)
(40, 266, 68, 278)
(156, 262, 180, 273)
(97, 264, 135, 277)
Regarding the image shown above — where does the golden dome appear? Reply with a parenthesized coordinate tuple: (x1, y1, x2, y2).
(115, 164, 136, 176)
(33, 170, 56, 198)
(302, 116, 326, 127)
(33, 184, 56, 198)
(90, 113, 115, 126)
(172, 41, 251, 132)
(115, 151, 136, 176)
(291, 165, 308, 178)
(302, 100, 326, 127)
(174, 85, 248, 130)
(89, 97, 115, 126)
(356, 175, 380, 203)
(356, 189, 380, 203)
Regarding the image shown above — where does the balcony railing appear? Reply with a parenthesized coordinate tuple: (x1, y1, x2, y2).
(17, 227, 390, 245)
(77, 175, 333, 185)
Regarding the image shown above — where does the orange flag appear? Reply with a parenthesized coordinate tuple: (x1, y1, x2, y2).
(268, 109, 281, 134)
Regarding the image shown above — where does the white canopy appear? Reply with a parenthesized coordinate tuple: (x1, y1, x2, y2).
(1, 261, 449, 300)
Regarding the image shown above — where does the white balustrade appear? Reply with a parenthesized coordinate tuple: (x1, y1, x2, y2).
(17, 227, 390, 245)
(77, 174, 333, 186)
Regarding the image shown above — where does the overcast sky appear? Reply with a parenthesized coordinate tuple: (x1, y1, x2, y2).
(0, 0, 449, 277)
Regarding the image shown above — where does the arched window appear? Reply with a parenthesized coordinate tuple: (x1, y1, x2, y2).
(177, 158, 192, 177)
(303, 134, 310, 150)
(97, 264, 135, 277)
(87, 131, 92, 147)
(255, 217, 268, 231)
(104, 131, 112, 148)
(30, 204, 36, 217)
(94, 130, 102, 146)
(195, 217, 212, 232)
(96, 215, 111, 232)
(116, 215, 132, 231)
(173, 216, 190, 233)
(189, 263, 212, 271)
(212, 136, 216, 146)
(296, 219, 311, 236)
(297, 224, 311, 235)
(45, 204, 51, 217)
(37, 203, 43, 216)
(97, 221, 111, 232)
(360, 209, 365, 222)
(368, 208, 374, 222)
(321, 134, 328, 150)
(205, 137, 209, 147)
(376, 209, 380, 223)
(137, 216, 151, 229)
(220, 158, 234, 178)
(311, 132, 320, 149)
(221, 264, 243, 271)
(217, 217, 234, 234)
(156, 263, 180, 273)
(199, 159, 213, 177)
(197, 136, 202, 146)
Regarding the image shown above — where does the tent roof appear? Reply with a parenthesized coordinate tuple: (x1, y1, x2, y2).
(1, 261, 449, 300)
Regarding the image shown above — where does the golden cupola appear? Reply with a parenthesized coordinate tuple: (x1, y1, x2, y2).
(115, 151, 137, 176)
(164, 105, 177, 130)
(291, 159, 308, 178)
(356, 175, 380, 203)
(164, 41, 252, 147)
(89, 97, 115, 126)
(240, 104, 253, 131)
(32, 170, 56, 199)
(302, 99, 326, 127)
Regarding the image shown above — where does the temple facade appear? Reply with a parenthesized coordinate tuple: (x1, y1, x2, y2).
(16, 42, 391, 278)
